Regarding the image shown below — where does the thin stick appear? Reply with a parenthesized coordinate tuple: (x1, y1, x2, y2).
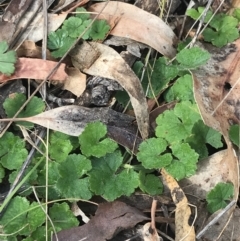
(196, 200, 236, 239)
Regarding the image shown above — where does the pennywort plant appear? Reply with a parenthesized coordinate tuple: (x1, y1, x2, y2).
(47, 7, 110, 58)
(0, 44, 224, 239)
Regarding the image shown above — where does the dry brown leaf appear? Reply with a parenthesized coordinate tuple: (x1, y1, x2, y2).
(16, 40, 55, 60)
(193, 40, 240, 137)
(0, 58, 67, 84)
(63, 67, 86, 97)
(192, 40, 240, 239)
(193, 41, 239, 197)
(161, 168, 195, 241)
(88, 1, 177, 58)
(70, 42, 149, 139)
(52, 201, 148, 241)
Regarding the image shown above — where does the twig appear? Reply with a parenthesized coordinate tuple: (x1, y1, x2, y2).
(196, 200, 236, 239)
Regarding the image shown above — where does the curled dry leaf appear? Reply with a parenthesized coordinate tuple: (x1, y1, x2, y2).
(88, 1, 177, 58)
(70, 42, 149, 139)
(161, 168, 195, 241)
(0, 58, 67, 84)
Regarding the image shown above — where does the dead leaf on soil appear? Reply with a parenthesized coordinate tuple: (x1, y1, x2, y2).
(193, 40, 240, 137)
(161, 168, 195, 241)
(52, 201, 148, 241)
(63, 67, 86, 97)
(1, 105, 137, 137)
(70, 42, 149, 139)
(88, 1, 177, 58)
(16, 40, 55, 60)
(192, 40, 240, 239)
(0, 58, 67, 84)
(180, 149, 237, 200)
(19, 13, 68, 43)
(0, 0, 32, 43)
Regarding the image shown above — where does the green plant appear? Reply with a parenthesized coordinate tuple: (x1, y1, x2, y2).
(130, 47, 209, 98)
(206, 182, 234, 213)
(229, 124, 239, 147)
(187, 7, 240, 47)
(47, 7, 110, 58)
(3, 93, 45, 128)
(0, 41, 17, 75)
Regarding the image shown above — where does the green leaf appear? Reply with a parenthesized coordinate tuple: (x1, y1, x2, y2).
(176, 47, 210, 69)
(206, 182, 234, 213)
(0, 132, 28, 170)
(89, 151, 138, 201)
(203, 14, 239, 47)
(0, 164, 5, 182)
(139, 171, 163, 195)
(62, 17, 83, 38)
(187, 120, 223, 159)
(56, 154, 92, 199)
(0, 196, 29, 235)
(62, 16, 91, 39)
(156, 101, 201, 143)
(142, 57, 179, 98)
(89, 19, 110, 40)
(49, 202, 79, 230)
(37, 161, 61, 200)
(21, 202, 45, 236)
(137, 138, 172, 169)
(3, 93, 45, 128)
(186, 7, 212, 23)
(79, 121, 118, 157)
(49, 131, 73, 162)
(48, 29, 75, 58)
(0, 41, 17, 75)
(164, 74, 194, 102)
(75, 7, 90, 21)
(233, 8, 240, 21)
(229, 124, 239, 147)
(167, 143, 199, 180)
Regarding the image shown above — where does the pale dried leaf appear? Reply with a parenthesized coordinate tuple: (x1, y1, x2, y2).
(7, 106, 136, 137)
(19, 13, 67, 43)
(180, 148, 238, 200)
(141, 222, 162, 241)
(17, 40, 55, 60)
(161, 168, 195, 241)
(70, 42, 149, 139)
(63, 67, 86, 97)
(88, 1, 177, 58)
